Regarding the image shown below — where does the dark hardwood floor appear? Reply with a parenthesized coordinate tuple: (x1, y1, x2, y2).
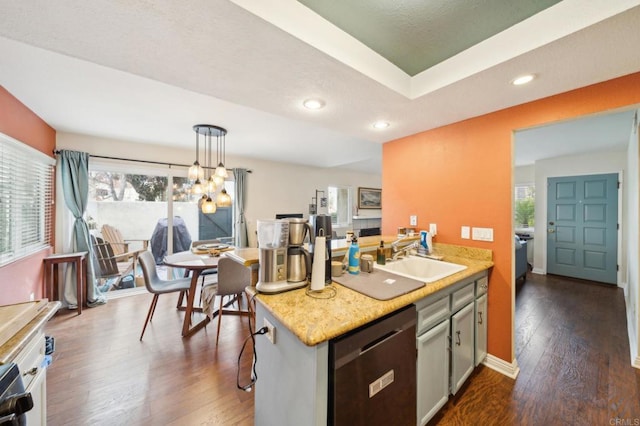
(431, 273, 640, 425)
(45, 272, 640, 425)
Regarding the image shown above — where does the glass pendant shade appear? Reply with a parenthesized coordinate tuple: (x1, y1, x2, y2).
(191, 179, 204, 195)
(215, 164, 228, 178)
(212, 174, 224, 187)
(206, 177, 217, 193)
(201, 196, 217, 214)
(216, 188, 232, 207)
(188, 162, 203, 181)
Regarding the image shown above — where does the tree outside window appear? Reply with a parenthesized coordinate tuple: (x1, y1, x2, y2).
(515, 185, 535, 227)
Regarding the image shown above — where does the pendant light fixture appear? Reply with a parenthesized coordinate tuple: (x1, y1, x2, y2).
(214, 125, 228, 179)
(191, 124, 231, 213)
(188, 129, 204, 181)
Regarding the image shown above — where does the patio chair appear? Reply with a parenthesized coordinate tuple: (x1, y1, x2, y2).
(101, 224, 149, 276)
(91, 235, 134, 291)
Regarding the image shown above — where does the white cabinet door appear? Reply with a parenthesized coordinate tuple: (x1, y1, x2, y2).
(475, 293, 488, 366)
(416, 319, 449, 426)
(451, 303, 474, 395)
(24, 365, 46, 426)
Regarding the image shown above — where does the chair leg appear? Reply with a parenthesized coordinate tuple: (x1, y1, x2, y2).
(216, 296, 224, 345)
(140, 294, 159, 341)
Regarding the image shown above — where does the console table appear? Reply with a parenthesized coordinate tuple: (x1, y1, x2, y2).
(43, 252, 87, 314)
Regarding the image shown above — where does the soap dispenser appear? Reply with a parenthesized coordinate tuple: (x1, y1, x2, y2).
(348, 235, 360, 274)
(376, 241, 386, 265)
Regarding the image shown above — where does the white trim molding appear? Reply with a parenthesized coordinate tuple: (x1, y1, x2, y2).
(483, 354, 520, 379)
(626, 302, 640, 369)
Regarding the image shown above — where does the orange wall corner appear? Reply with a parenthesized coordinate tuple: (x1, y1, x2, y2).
(0, 86, 56, 305)
(382, 71, 640, 364)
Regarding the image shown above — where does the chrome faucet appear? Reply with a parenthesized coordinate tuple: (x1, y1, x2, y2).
(391, 241, 418, 261)
(391, 234, 410, 250)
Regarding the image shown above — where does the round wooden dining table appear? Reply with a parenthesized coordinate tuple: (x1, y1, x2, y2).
(163, 251, 221, 337)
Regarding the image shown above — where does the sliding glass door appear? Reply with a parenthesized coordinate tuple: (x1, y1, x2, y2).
(86, 160, 234, 292)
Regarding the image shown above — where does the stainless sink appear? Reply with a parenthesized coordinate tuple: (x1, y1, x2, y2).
(374, 255, 467, 283)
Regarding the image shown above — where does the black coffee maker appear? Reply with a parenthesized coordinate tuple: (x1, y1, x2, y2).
(309, 214, 332, 284)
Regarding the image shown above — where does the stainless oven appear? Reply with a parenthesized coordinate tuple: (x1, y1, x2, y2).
(0, 363, 33, 426)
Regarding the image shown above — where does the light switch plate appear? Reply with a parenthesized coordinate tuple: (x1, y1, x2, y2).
(409, 215, 417, 226)
(472, 227, 494, 242)
(429, 223, 437, 236)
(461, 226, 470, 239)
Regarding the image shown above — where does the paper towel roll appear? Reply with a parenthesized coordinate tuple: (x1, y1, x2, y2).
(310, 236, 326, 291)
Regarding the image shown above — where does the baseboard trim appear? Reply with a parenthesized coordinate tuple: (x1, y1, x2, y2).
(482, 354, 520, 379)
(531, 268, 545, 275)
(625, 299, 640, 370)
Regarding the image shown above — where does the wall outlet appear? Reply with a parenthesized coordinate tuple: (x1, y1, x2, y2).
(263, 318, 276, 344)
(409, 215, 417, 226)
(461, 226, 470, 239)
(472, 227, 494, 242)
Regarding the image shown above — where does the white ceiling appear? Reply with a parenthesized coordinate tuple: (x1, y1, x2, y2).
(0, 0, 639, 173)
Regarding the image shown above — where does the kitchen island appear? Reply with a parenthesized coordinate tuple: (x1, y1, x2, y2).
(249, 242, 493, 425)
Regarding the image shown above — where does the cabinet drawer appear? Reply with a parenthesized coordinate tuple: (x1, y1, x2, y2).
(476, 276, 488, 297)
(416, 296, 450, 335)
(13, 330, 45, 390)
(451, 283, 474, 313)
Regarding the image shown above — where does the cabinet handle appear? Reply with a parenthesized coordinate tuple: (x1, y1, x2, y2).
(23, 367, 38, 376)
(478, 311, 483, 325)
(455, 330, 461, 346)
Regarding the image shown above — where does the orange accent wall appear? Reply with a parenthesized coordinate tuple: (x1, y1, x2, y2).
(383, 72, 640, 363)
(0, 86, 56, 305)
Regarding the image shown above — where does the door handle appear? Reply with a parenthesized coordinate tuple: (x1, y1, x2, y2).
(478, 311, 483, 325)
(455, 330, 461, 346)
(547, 229, 555, 233)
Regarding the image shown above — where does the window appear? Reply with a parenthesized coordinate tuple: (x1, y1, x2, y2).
(87, 161, 235, 250)
(514, 184, 535, 228)
(0, 132, 55, 266)
(328, 186, 351, 227)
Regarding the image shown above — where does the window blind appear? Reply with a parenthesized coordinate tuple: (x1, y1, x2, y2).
(0, 132, 55, 266)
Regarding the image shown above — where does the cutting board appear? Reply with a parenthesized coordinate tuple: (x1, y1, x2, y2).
(333, 270, 425, 300)
(0, 300, 47, 347)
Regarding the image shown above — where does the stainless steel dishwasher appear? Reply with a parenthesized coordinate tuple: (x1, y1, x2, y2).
(328, 304, 417, 425)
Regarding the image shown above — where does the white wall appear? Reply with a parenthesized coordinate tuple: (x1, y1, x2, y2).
(626, 113, 639, 367)
(514, 164, 535, 185)
(56, 132, 381, 247)
(532, 149, 627, 279)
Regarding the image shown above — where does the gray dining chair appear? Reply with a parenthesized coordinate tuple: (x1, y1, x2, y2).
(190, 239, 221, 285)
(138, 250, 192, 341)
(202, 256, 252, 345)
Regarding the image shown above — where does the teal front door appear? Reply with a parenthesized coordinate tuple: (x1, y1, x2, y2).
(547, 173, 618, 284)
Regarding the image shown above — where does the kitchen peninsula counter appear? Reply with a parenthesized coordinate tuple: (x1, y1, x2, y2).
(252, 242, 492, 426)
(252, 242, 493, 346)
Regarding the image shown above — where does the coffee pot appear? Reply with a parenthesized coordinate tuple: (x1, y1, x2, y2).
(287, 246, 311, 283)
(286, 218, 312, 283)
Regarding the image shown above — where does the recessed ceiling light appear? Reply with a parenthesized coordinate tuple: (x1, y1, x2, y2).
(303, 99, 325, 110)
(373, 121, 390, 129)
(512, 74, 535, 86)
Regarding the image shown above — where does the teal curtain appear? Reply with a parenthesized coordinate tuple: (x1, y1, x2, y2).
(59, 150, 106, 308)
(232, 168, 249, 248)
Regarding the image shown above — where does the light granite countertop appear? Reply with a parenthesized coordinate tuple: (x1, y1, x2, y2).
(252, 242, 493, 346)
